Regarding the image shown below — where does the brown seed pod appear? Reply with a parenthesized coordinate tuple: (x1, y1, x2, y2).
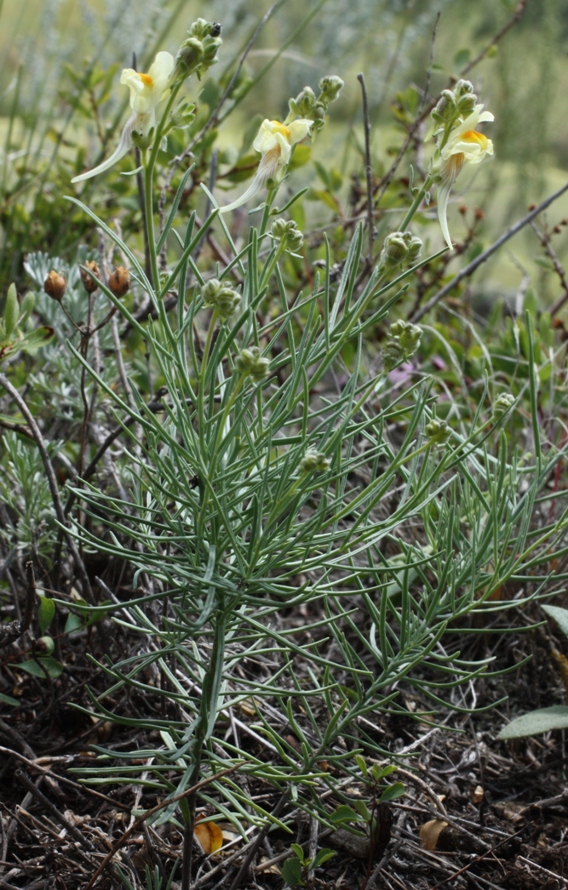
(108, 265, 131, 297)
(44, 270, 67, 302)
(80, 260, 100, 294)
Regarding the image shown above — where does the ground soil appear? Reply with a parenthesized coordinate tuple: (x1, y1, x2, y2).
(1, 606, 567, 890)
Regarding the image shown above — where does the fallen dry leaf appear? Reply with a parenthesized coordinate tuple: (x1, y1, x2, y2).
(419, 819, 449, 850)
(194, 819, 223, 854)
(472, 785, 484, 805)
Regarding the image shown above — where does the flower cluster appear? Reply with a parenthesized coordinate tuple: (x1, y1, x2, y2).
(220, 74, 343, 214)
(235, 346, 270, 382)
(299, 450, 330, 474)
(425, 418, 451, 447)
(271, 219, 304, 253)
(72, 20, 222, 185)
(431, 80, 494, 250)
(288, 75, 344, 136)
(171, 19, 222, 85)
(383, 320, 422, 372)
(378, 231, 422, 274)
(492, 392, 515, 420)
(201, 278, 241, 322)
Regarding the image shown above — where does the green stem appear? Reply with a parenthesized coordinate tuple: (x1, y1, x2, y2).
(259, 243, 286, 290)
(142, 81, 183, 323)
(201, 308, 218, 377)
(399, 174, 433, 233)
(259, 187, 278, 236)
(180, 607, 226, 890)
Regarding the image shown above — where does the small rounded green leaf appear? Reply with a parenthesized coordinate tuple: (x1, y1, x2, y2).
(17, 657, 63, 679)
(312, 849, 336, 869)
(498, 706, 568, 739)
(4, 283, 19, 338)
(542, 605, 568, 638)
(281, 856, 304, 887)
(379, 781, 405, 802)
(37, 594, 55, 634)
(329, 804, 361, 825)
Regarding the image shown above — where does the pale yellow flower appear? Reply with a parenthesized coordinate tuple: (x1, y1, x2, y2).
(72, 51, 174, 184)
(436, 104, 494, 249)
(220, 118, 312, 213)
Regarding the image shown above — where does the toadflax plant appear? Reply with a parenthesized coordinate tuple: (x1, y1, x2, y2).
(8, 17, 565, 890)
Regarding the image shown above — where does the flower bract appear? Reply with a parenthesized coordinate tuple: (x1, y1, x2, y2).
(72, 51, 174, 184)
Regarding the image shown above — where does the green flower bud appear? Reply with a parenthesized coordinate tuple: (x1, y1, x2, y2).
(378, 231, 423, 273)
(381, 233, 410, 264)
(235, 346, 270, 381)
(172, 19, 222, 84)
(383, 338, 406, 373)
(425, 419, 451, 446)
(406, 235, 423, 265)
(318, 75, 344, 106)
(455, 79, 475, 98)
(492, 393, 515, 420)
(271, 219, 304, 253)
(389, 320, 422, 355)
(299, 449, 330, 474)
(431, 90, 457, 126)
(384, 319, 422, 372)
(289, 86, 318, 119)
(201, 278, 241, 321)
(457, 93, 477, 114)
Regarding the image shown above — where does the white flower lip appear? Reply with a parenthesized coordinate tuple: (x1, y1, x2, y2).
(220, 118, 313, 213)
(120, 51, 174, 116)
(436, 103, 494, 250)
(71, 51, 174, 184)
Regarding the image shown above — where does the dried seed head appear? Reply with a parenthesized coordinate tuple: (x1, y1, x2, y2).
(108, 265, 131, 297)
(80, 260, 100, 295)
(44, 270, 67, 302)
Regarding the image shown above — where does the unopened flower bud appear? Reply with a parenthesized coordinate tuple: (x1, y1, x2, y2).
(44, 270, 66, 302)
(431, 90, 456, 125)
(389, 320, 422, 354)
(108, 266, 131, 297)
(455, 79, 474, 98)
(201, 278, 241, 321)
(381, 233, 409, 264)
(172, 18, 222, 83)
(383, 318, 422, 372)
(299, 449, 330, 474)
(289, 86, 317, 119)
(235, 346, 270, 381)
(80, 260, 100, 295)
(457, 93, 476, 114)
(318, 75, 344, 106)
(425, 418, 451, 446)
(36, 635, 55, 655)
(271, 219, 304, 253)
(378, 231, 422, 273)
(492, 393, 515, 420)
(383, 338, 405, 373)
(406, 235, 423, 265)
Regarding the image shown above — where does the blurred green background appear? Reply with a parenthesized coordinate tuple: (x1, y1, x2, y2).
(1, 0, 567, 302)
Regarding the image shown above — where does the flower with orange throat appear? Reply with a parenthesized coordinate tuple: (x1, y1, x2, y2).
(220, 118, 312, 213)
(436, 104, 494, 250)
(72, 51, 174, 184)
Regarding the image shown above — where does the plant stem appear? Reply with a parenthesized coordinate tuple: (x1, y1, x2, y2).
(399, 174, 433, 233)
